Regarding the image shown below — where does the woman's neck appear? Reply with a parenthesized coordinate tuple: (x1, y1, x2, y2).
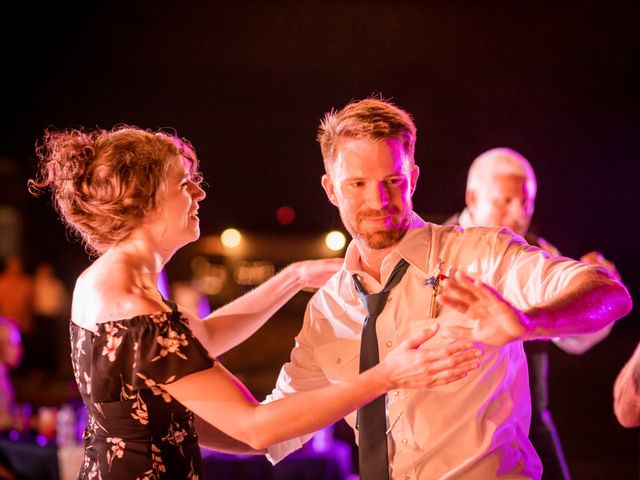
(101, 236, 172, 288)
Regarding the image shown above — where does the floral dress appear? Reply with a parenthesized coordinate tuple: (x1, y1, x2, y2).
(70, 301, 214, 479)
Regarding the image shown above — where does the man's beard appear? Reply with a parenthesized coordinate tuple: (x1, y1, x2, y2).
(343, 207, 411, 250)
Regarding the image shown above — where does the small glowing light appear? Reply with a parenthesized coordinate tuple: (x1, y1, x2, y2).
(325, 231, 346, 251)
(276, 206, 296, 225)
(221, 228, 242, 248)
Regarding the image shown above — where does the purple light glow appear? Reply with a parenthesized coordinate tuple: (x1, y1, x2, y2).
(157, 268, 171, 299)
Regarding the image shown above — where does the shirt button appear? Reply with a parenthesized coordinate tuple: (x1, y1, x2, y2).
(387, 297, 392, 303)
(386, 341, 392, 348)
(336, 358, 342, 365)
(404, 476, 410, 480)
(401, 439, 408, 445)
(393, 391, 399, 396)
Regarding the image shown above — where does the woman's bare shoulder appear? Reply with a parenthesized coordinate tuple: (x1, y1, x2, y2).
(71, 263, 168, 331)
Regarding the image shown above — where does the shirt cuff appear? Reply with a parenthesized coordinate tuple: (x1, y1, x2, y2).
(265, 436, 306, 464)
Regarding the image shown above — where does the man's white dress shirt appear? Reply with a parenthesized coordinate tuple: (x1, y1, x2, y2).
(266, 215, 595, 479)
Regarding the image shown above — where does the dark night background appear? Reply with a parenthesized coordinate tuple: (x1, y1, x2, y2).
(1, 2, 639, 478)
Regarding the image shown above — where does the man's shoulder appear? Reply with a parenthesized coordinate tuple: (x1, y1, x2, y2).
(525, 232, 561, 256)
(425, 222, 509, 242)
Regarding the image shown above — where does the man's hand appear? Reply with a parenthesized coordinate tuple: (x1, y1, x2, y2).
(580, 250, 622, 281)
(436, 270, 527, 346)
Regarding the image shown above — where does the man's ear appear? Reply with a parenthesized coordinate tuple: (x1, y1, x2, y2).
(410, 164, 420, 196)
(465, 189, 476, 210)
(321, 174, 339, 207)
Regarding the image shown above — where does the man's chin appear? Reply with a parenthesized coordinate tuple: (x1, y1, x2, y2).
(357, 229, 406, 250)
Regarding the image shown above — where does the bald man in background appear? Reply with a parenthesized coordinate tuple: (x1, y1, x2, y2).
(445, 148, 621, 480)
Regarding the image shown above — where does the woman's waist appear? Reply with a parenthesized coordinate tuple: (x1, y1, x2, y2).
(86, 408, 196, 440)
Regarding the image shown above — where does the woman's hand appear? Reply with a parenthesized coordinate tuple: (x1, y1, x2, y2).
(377, 324, 483, 390)
(291, 258, 343, 290)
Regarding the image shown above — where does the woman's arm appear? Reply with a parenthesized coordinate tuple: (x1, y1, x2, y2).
(189, 259, 342, 357)
(194, 414, 265, 454)
(162, 325, 482, 449)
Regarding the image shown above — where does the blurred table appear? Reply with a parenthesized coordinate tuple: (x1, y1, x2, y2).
(0, 439, 353, 480)
(202, 441, 353, 480)
(0, 438, 59, 480)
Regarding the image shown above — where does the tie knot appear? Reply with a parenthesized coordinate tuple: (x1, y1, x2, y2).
(352, 258, 410, 317)
(360, 291, 390, 317)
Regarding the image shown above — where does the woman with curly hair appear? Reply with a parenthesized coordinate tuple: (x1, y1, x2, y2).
(29, 125, 482, 479)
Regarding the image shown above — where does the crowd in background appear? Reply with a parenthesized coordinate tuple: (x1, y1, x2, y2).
(0, 255, 73, 431)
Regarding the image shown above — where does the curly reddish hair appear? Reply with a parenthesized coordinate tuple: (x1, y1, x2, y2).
(28, 125, 202, 255)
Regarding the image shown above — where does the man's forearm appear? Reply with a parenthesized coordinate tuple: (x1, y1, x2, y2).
(522, 270, 632, 340)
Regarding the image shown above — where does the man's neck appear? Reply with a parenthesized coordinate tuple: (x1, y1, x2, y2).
(357, 245, 394, 282)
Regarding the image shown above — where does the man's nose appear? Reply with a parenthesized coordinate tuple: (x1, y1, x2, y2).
(366, 182, 390, 209)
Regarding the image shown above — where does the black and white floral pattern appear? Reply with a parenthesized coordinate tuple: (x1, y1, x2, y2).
(71, 305, 213, 479)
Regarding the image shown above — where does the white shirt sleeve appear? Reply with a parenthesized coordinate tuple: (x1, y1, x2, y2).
(491, 228, 604, 310)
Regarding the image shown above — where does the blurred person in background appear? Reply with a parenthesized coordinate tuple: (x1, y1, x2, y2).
(0, 316, 23, 431)
(32, 262, 71, 376)
(445, 147, 623, 479)
(33, 262, 69, 326)
(0, 257, 34, 339)
(0, 257, 36, 381)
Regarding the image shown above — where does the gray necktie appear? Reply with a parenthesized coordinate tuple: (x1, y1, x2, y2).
(352, 258, 410, 480)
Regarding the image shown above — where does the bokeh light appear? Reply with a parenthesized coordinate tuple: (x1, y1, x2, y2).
(220, 228, 242, 248)
(325, 231, 346, 251)
(276, 206, 296, 225)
